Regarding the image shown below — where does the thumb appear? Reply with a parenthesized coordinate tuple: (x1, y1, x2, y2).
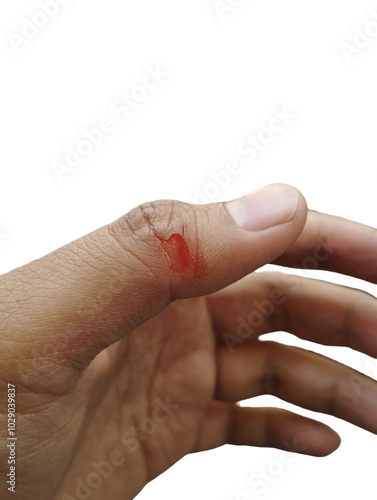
(2, 183, 307, 371)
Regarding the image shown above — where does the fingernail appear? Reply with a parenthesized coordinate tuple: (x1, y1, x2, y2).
(226, 184, 300, 231)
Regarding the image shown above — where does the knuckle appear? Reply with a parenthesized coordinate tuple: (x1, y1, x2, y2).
(108, 199, 201, 282)
(121, 199, 181, 241)
(107, 200, 182, 270)
(260, 342, 281, 396)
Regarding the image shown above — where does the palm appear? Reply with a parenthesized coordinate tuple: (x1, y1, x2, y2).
(55, 296, 219, 499)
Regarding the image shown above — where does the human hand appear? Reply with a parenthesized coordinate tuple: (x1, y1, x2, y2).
(1, 184, 376, 500)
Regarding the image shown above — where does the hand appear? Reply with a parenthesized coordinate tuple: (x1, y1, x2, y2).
(0, 184, 376, 500)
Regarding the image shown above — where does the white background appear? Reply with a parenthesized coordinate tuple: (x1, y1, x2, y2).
(1, 1, 377, 499)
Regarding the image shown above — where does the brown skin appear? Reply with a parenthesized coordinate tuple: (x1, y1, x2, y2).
(1, 193, 377, 500)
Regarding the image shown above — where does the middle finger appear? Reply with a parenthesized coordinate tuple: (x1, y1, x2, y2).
(207, 271, 377, 357)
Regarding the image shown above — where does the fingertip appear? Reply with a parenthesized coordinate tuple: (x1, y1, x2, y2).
(226, 183, 306, 232)
(280, 183, 308, 236)
(298, 421, 342, 458)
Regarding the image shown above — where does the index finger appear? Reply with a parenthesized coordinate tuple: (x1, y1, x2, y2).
(274, 210, 377, 283)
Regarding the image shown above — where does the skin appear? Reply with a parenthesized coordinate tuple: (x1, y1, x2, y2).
(0, 191, 377, 499)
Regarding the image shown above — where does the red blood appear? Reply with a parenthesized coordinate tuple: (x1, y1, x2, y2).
(160, 233, 196, 274)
